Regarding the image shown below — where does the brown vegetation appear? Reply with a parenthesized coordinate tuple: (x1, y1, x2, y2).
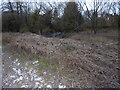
(2, 30, 119, 88)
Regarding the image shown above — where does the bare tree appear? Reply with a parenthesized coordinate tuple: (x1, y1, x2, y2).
(83, 0, 107, 34)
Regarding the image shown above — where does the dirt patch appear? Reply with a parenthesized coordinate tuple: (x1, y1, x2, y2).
(2, 32, 120, 88)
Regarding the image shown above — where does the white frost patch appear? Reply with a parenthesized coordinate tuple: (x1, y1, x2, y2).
(27, 69, 38, 81)
(34, 77, 43, 81)
(34, 82, 40, 88)
(12, 68, 22, 75)
(17, 63, 20, 66)
(39, 84, 43, 88)
(58, 83, 66, 88)
(33, 61, 39, 64)
(26, 77, 29, 80)
(40, 80, 44, 83)
(0, 46, 2, 49)
(15, 58, 19, 62)
(13, 76, 23, 84)
(31, 76, 34, 81)
(5, 83, 9, 85)
(24, 67, 28, 70)
(13, 58, 19, 63)
(12, 68, 17, 72)
(46, 85, 52, 88)
(10, 75, 16, 78)
(33, 74, 37, 78)
(33, 69, 37, 74)
(21, 84, 28, 88)
(28, 69, 32, 74)
(43, 72, 47, 75)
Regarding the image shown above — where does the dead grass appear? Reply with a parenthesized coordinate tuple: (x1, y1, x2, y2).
(71, 34, 108, 42)
(2, 32, 14, 44)
(69, 28, 118, 43)
(2, 31, 119, 88)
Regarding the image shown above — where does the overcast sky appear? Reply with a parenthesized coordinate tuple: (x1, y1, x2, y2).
(1, 0, 119, 2)
(0, 0, 119, 15)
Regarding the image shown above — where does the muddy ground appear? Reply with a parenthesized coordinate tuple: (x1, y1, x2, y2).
(2, 29, 120, 88)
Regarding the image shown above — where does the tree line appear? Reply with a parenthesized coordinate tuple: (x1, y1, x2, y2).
(1, 1, 120, 35)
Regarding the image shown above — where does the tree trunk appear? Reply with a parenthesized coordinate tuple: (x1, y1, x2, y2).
(8, 1, 14, 13)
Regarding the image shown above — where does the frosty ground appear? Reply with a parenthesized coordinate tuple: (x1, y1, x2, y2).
(2, 29, 120, 88)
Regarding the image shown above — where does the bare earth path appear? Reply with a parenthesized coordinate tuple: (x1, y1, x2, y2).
(2, 31, 120, 88)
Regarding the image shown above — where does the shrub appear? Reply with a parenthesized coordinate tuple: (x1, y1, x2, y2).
(42, 27, 53, 36)
(19, 26, 29, 33)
